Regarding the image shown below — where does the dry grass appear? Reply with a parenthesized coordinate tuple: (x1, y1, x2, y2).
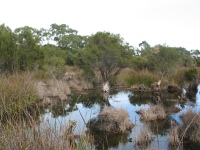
(0, 72, 38, 117)
(0, 118, 94, 150)
(168, 67, 200, 86)
(168, 122, 180, 146)
(179, 109, 200, 143)
(136, 103, 166, 121)
(88, 107, 134, 134)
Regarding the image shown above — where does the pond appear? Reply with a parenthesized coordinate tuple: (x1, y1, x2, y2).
(39, 88, 200, 150)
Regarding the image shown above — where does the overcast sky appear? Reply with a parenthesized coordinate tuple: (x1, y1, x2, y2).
(1, 0, 200, 50)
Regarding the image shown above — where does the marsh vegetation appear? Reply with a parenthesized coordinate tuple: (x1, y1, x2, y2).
(1, 23, 200, 149)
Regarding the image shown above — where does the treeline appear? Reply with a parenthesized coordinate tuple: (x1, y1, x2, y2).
(0, 23, 200, 79)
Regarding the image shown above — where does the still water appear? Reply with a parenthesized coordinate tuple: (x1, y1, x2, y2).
(39, 88, 200, 150)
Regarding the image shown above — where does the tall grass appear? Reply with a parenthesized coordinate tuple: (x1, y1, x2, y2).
(179, 109, 200, 144)
(0, 116, 94, 150)
(116, 68, 159, 87)
(0, 70, 94, 149)
(168, 67, 200, 86)
(0, 72, 38, 119)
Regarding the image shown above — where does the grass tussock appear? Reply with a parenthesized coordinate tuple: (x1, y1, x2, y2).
(0, 72, 38, 117)
(136, 103, 166, 121)
(179, 109, 200, 143)
(88, 107, 134, 134)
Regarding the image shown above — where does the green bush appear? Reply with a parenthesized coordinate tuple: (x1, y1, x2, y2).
(184, 68, 197, 81)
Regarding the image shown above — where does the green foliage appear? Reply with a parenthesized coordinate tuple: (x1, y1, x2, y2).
(195, 58, 200, 67)
(75, 32, 134, 83)
(0, 24, 16, 71)
(14, 26, 44, 70)
(184, 68, 198, 81)
(124, 70, 159, 87)
(146, 45, 182, 76)
(42, 44, 67, 78)
(40, 24, 86, 65)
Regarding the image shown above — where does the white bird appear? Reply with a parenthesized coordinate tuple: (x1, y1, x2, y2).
(181, 86, 187, 99)
(182, 86, 186, 95)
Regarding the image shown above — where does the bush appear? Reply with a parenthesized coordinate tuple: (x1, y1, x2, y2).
(184, 68, 198, 81)
(44, 56, 66, 78)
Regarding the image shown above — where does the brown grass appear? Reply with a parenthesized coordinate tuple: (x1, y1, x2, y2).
(88, 107, 135, 134)
(0, 118, 94, 150)
(179, 109, 200, 143)
(168, 123, 180, 146)
(0, 72, 38, 117)
(136, 103, 166, 121)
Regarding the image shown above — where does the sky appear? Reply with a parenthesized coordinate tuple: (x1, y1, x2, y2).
(1, 0, 200, 50)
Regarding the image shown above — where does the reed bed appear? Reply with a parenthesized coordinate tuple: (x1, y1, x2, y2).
(0, 116, 94, 150)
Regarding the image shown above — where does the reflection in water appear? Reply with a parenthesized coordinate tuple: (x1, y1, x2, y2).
(38, 89, 200, 150)
(196, 84, 200, 105)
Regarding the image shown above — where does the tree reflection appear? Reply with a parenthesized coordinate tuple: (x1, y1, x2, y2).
(89, 130, 130, 150)
(73, 90, 111, 110)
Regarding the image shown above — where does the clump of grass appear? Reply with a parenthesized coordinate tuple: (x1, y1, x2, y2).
(0, 72, 38, 118)
(179, 109, 200, 144)
(122, 69, 159, 87)
(88, 107, 134, 134)
(136, 125, 154, 145)
(136, 103, 166, 121)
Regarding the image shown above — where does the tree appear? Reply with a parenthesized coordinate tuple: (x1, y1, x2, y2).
(0, 24, 16, 71)
(147, 45, 182, 76)
(75, 32, 134, 85)
(139, 41, 151, 56)
(174, 47, 195, 67)
(14, 26, 44, 70)
(42, 44, 67, 77)
(40, 24, 86, 65)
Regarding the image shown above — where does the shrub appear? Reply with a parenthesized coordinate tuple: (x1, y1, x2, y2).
(184, 68, 198, 81)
